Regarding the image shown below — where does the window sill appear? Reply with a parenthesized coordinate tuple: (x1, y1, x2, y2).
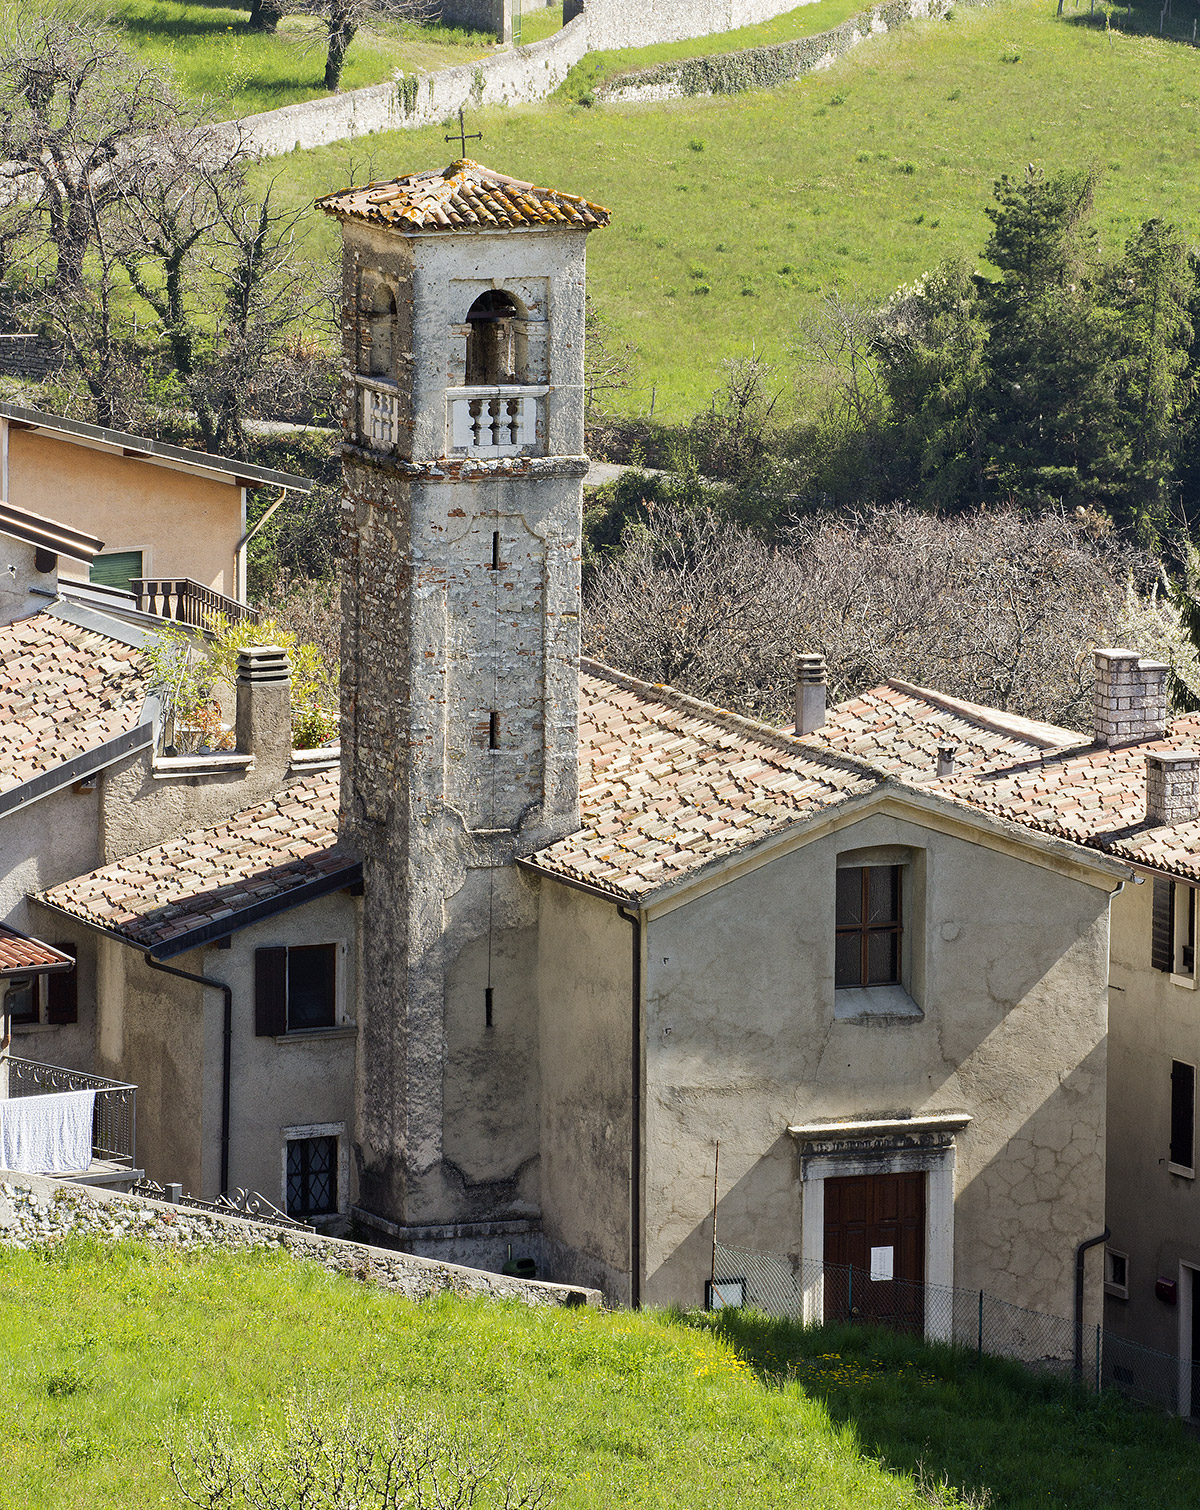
(1171, 972, 1199, 990)
(1168, 1161, 1196, 1179)
(1104, 1283, 1130, 1300)
(273, 1025, 356, 1044)
(833, 985, 923, 1024)
(10, 1021, 72, 1034)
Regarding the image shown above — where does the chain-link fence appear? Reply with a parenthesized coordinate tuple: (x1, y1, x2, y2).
(712, 1241, 1183, 1411)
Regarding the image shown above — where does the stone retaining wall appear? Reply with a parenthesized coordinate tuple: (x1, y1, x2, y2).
(597, 0, 956, 103)
(0, 1172, 600, 1307)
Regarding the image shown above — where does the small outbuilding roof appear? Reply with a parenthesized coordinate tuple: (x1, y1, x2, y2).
(0, 500, 103, 564)
(37, 769, 359, 957)
(0, 926, 74, 977)
(317, 159, 610, 234)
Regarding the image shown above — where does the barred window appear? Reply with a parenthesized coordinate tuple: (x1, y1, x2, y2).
(836, 866, 902, 989)
(286, 1135, 338, 1218)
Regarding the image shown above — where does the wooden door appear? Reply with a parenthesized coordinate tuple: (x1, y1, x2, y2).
(823, 1171, 925, 1334)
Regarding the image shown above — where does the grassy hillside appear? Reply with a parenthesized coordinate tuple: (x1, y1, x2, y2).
(96, 0, 499, 116)
(1, 1238, 1198, 1509)
(268, 0, 1200, 419)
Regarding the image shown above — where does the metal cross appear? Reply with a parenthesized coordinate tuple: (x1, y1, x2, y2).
(445, 107, 482, 159)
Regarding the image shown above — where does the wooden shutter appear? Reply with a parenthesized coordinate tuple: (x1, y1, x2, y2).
(254, 947, 288, 1037)
(46, 943, 77, 1025)
(1171, 1060, 1196, 1170)
(88, 550, 144, 593)
(1152, 879, 1175, 972)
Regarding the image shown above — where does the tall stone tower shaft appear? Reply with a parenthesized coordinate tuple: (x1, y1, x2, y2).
(319, 162, 610, 1246)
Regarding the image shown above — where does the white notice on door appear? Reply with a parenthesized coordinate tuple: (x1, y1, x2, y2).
(870, 1245, 894, 1282)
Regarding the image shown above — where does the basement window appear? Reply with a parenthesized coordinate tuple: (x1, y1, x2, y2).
(1105, 1248, 1129, 1300)
(286, 1134, 338, 1218)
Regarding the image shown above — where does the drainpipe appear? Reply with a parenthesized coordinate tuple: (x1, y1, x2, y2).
(1074, 1226, 1110, 1380)
(618, 905, 643, 1310)
(144, 952, 233, 1195)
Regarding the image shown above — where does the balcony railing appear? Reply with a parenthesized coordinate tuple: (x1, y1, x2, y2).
(358, 375, 401, 451)
(130, 578, 259, 630)
(448, 384, 546, 457)
(3, 1057, 137, 1169)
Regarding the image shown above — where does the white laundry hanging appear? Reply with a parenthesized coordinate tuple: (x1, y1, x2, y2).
(0, 1089, 96, 1174)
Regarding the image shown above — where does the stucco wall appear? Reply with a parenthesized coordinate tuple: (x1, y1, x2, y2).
(537, 879, 633, 1301)
(8, 430, 244, 597)
(635, 804, 1113, 1322)
(1106, 879, 1199, 1360)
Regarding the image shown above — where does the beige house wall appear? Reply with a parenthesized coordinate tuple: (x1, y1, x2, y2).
(1106, 878, 1200, 1370)
(7, 429, 244, 596)
(631, 805, 1113, 1326)
(536, 880, 634, 1300)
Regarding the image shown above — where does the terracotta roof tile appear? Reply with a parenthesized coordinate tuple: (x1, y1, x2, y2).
(0, 611, 149, 793)
(38, 770, 352, 950)
(0, 926, 72, 976)
(525, 661, 879, 900)
(317, 159, 610, 234)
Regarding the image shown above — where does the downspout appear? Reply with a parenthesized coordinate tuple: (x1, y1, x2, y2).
(1074, 1226, 1110, 1380)
(144, 952, 233, 1195)
(618, 905, 643, 1309)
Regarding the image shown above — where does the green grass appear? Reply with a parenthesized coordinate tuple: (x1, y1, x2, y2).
(97, 0, 498, 117)
(559, 0, 872, 96)
(2, 1242, 1200, 1510)
(2, 1239, 1199, 1508)
(264, 0, 1200, 419)
(517, 3, 565, 47)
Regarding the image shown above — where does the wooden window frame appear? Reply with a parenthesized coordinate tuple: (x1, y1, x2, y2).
(255, 943, 343, 1037)
(1171, 1059, 1196, 1177)
(836, 865, 903, 990)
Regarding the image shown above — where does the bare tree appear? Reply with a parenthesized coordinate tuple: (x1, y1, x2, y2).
(584, 503, 1161, 730)
(290, 0, 433, 92)
(172, 1407, 549, 1510)
(0, 8, 178, 294)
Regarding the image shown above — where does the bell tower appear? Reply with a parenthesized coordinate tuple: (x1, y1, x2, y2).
(319, 161, 609, 1252)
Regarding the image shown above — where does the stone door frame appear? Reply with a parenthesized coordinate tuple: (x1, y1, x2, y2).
(789, 1113, 970, 1342)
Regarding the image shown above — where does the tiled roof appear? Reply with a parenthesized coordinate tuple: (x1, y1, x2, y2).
(815, 679, 1083, 779)
(0, 610, 150, 795)
(934, 717, 1200, 881)
(37, 770, 356, 954)
(0, 927, 72, 977)
(317, 160, 610, 233)
(525, 661, 879, 900)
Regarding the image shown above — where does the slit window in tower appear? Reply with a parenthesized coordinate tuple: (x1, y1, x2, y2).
(489, 711, 500, 749)
(485, 986, 494, 1029)
(491, 530, 501, 570)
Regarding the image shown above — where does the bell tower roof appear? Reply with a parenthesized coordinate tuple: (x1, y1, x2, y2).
(316, 159, 610, 235)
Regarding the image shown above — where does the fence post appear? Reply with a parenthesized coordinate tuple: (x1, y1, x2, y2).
(977, 1290, 984, 1358)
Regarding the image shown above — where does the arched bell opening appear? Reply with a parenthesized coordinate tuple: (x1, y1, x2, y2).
(361, 280, 398, 379)
(464, 290, 521, 385)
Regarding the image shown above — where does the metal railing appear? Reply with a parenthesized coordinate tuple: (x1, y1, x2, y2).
(713, 1240, 1189, 1412)
(130, 577, 258, 629)
(132, 1176, 314, 1233)
(4, 1056, 137, 1168)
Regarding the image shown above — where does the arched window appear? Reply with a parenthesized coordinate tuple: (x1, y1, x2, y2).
(365, 283, 396, 378)
(465, 290, 520, 385)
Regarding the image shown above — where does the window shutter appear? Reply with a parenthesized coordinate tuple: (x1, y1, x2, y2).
(46, 944, 77, 1025)
(1152, 879, 1174, 972)
(255, 947, 288, 1037)
(1172, 1060, 1196, 1170)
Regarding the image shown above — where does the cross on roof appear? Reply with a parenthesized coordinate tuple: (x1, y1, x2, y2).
(445, 107, 482, 159)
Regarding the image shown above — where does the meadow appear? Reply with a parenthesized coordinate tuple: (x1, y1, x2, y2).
(1, 1237, 1197, 1510)
(268, 0, 1200, 419)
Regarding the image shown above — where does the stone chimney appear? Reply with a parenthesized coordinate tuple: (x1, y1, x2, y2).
(1094, 648, 1168, 747)
(1146, 750, 1200, 827)
(795, 654, 827, 736)
(235, 645, 291, 767)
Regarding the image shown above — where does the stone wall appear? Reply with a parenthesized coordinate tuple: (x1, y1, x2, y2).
(597, 0, 955, 103)
(580, 0, 814, 52)
(0, 334, 58, 379)
(0, 1171, 600, 1306)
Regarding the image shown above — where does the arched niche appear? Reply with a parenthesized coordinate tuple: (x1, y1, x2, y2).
(360, 278, 397, 379)
(464, 289, 523, 386)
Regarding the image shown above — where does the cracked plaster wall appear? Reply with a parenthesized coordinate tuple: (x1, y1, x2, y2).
(338, 220, 591, 1240)
(638, 808, 1111, 1323)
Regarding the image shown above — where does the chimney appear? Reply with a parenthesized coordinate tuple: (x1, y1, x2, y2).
(795, 654, 826, 736)
(937, 744, 956, 779)
(1094, 648, 1168, 747)
(235, 645, 291, 768)
(1146, 750, 1200, 827)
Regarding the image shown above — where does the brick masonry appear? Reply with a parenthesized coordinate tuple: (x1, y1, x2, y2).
(1145, 751, 1200, 828)
(1094, 648, 1168, 747)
